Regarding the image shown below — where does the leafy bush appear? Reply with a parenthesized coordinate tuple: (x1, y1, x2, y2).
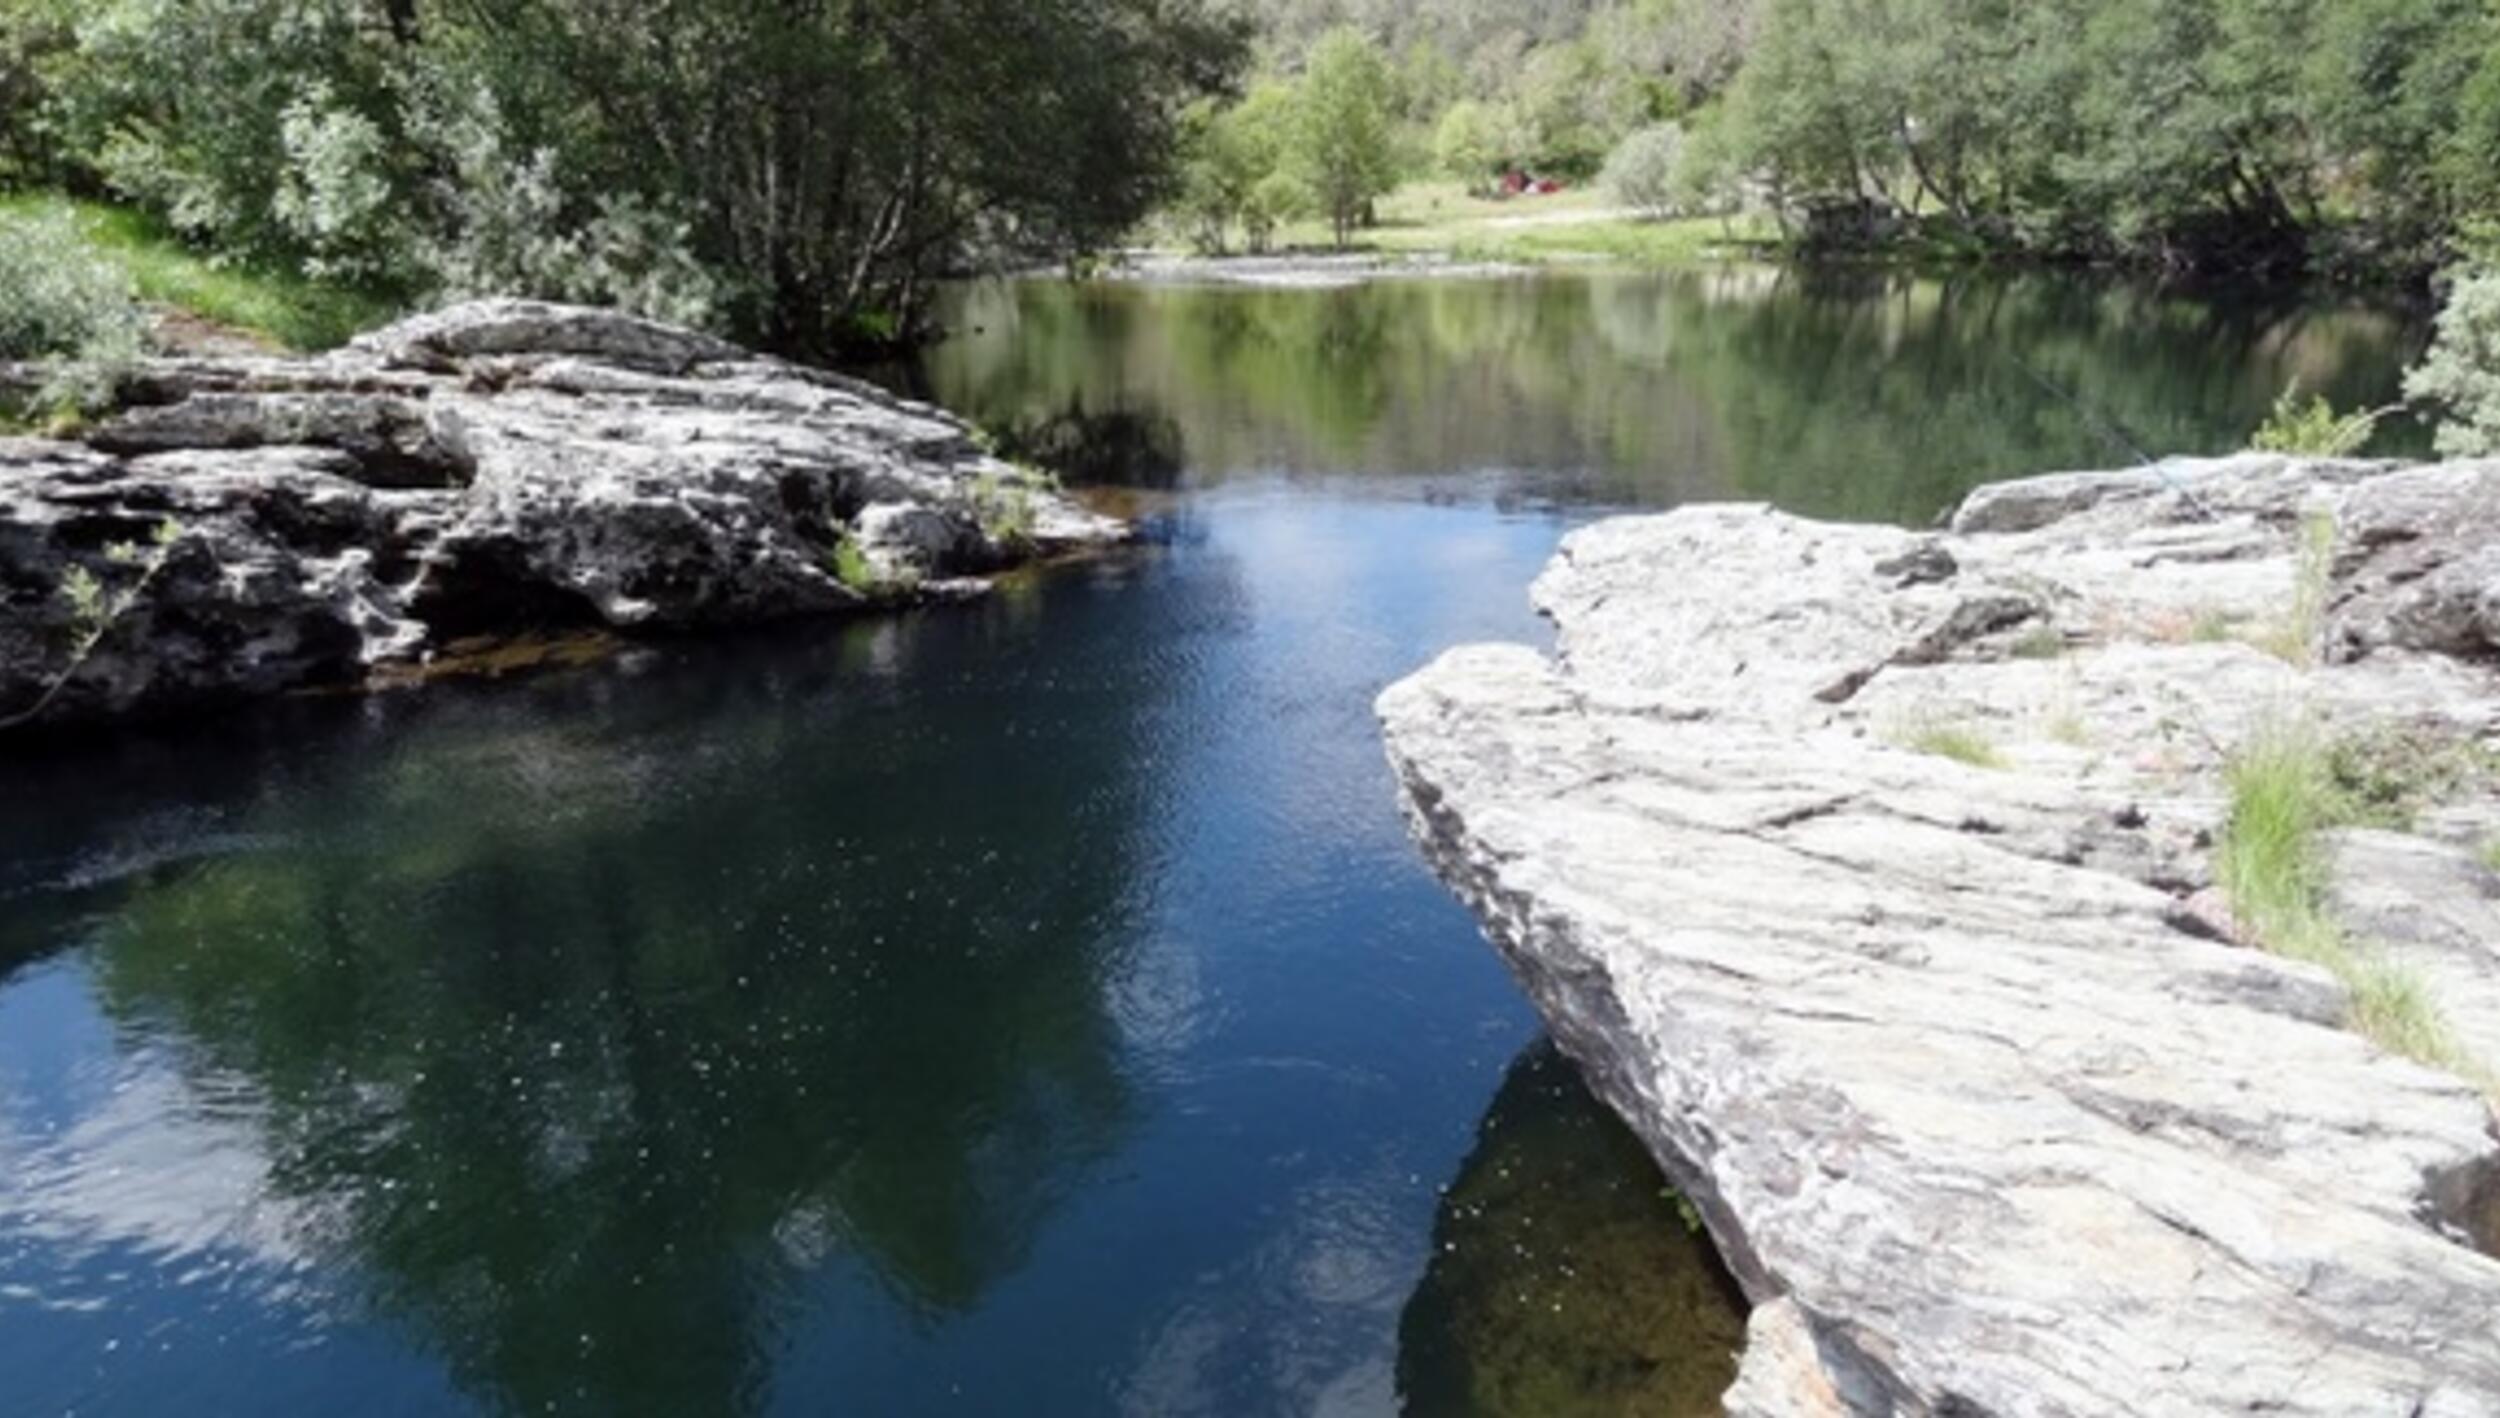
(272, 84, 405, 283)
(1602, 123, 1687, 219)
(0, 208, 145, 413)
(2249, 381, 2387, 457)
(2406, 267, 2500, 457)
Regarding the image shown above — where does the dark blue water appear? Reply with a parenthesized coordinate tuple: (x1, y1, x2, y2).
(0, 269, 2422, 1416)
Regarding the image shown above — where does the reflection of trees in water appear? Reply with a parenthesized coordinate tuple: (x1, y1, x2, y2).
(1396, 1040, 1746, 1418)
(995, 396, 1188, 489)
(918, 272, 2426, 524)
(20, 595, 1176, 1416)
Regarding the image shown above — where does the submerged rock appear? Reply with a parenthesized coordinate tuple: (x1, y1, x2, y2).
(1379, 454, 2500, 1416)
(0, 299, 1123, 729)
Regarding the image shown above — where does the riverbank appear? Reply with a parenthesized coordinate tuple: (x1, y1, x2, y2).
(1380, 454, 2500, 1414)
(0, 300, 1124, 733)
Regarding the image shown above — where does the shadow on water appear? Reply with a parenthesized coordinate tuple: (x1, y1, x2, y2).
(1396, 1040, 1747, 1418)
(0, 565, 1191, 1416)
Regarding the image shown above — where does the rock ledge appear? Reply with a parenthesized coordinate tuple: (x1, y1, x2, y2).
(0, 299, 1123, 729)
(1380, 455, 2500, 1416)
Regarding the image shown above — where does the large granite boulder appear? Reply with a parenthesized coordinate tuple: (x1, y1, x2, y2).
(0, 300, 1122, 729)
(1380, 454, 2500, 1416)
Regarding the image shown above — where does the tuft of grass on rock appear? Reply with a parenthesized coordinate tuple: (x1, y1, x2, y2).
(2319, 725, 2500, 832)
(826, 534, 880, 594)
(2189, 608, 2244, 644)
(2219, 720, 2482, 1081)
(2252, 512, 2336, 667)
(2009, 625, 2067, 661)
(1894, 717, 2009, 770)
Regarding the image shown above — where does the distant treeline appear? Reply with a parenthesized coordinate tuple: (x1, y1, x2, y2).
(0, 0, 1246, 357)
(1207, 0, 2500, 280)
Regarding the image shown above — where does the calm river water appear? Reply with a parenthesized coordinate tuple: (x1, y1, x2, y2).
(0, 269, 2423, 1416)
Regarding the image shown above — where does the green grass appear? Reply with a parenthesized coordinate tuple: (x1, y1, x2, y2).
(1894, 718, 2009, 770)
(2481, 840, 2500, 874)
(2259, 511, 2337, 666)
(2009, 625, 2067, 661)
(2189, 608, 2244, 644)
(826, 534, 879, 594)
(0, 192, 397, 351)
(1241, 178, 1776, 268)
(2219, 722, 2483, 1082)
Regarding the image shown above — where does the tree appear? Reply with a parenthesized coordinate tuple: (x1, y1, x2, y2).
(23, 0, 1248, 357)
(1289, 27, 1398, 249)
(1434, 100, 1505, 191)
(2408, 267, 2500, 457)
(1601, 122, 1686, 218)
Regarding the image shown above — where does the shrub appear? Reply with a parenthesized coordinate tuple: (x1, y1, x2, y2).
(0, 208, 146, 414)
(413, 86, 721, 329)
(271, 85, 407, 283)
(2407, 267, 2500, 457)
(826, 534, 878, 594)
(1602, 123, 1687, 220)
(0, 208, 146, 363)
(2249, 381, 2388, 457)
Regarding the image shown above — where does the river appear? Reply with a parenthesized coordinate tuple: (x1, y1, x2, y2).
(0, 268, 2424, 1416)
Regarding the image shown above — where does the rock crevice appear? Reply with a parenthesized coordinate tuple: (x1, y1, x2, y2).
(1380, 455, 2500, 1417)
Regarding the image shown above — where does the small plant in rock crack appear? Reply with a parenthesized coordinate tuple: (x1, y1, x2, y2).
(3, 517, 184, 730)
(971, 472, 1039, 546)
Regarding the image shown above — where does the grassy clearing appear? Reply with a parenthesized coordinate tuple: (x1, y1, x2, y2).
(2220, 721, 2485, 1082)
(0, 192, 396, 351)
(1253, 178, 1777, 267)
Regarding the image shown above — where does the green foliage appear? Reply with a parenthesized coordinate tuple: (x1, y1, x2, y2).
(13, 0, 1245, 357)
(1432, 100, 1507, 189)
(1704, 0, 2500, 274)
(2317, 725, 2500, 832)
(1290, 28, 1400, 249)
(4, 515, 181, 730)
(2406, 268, 2500, 457)
(0, 204, 144, 363)
(2249, 382, 2388, 457)
(0, 193, 388, 351)
(2219, 720, 2480, 1079)
(1600, 122, 1686, 218)
(825, 534, 879, 595)
(1894, 717, 2008, 770)
(972, 473, 1039, 547)
(1173, 81, 1298, 255)
(2008, 626, 2067, 661)
(2249, 512, 2336, 669)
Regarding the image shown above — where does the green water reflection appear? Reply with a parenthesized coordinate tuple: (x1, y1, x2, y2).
(1398, 1041, 1746, 1417)
(927, 268, 2428, 522)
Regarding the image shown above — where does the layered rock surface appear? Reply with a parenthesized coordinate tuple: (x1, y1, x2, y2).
(1379, 455, 2500, 1416)
(0, 300, 1122, 728)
